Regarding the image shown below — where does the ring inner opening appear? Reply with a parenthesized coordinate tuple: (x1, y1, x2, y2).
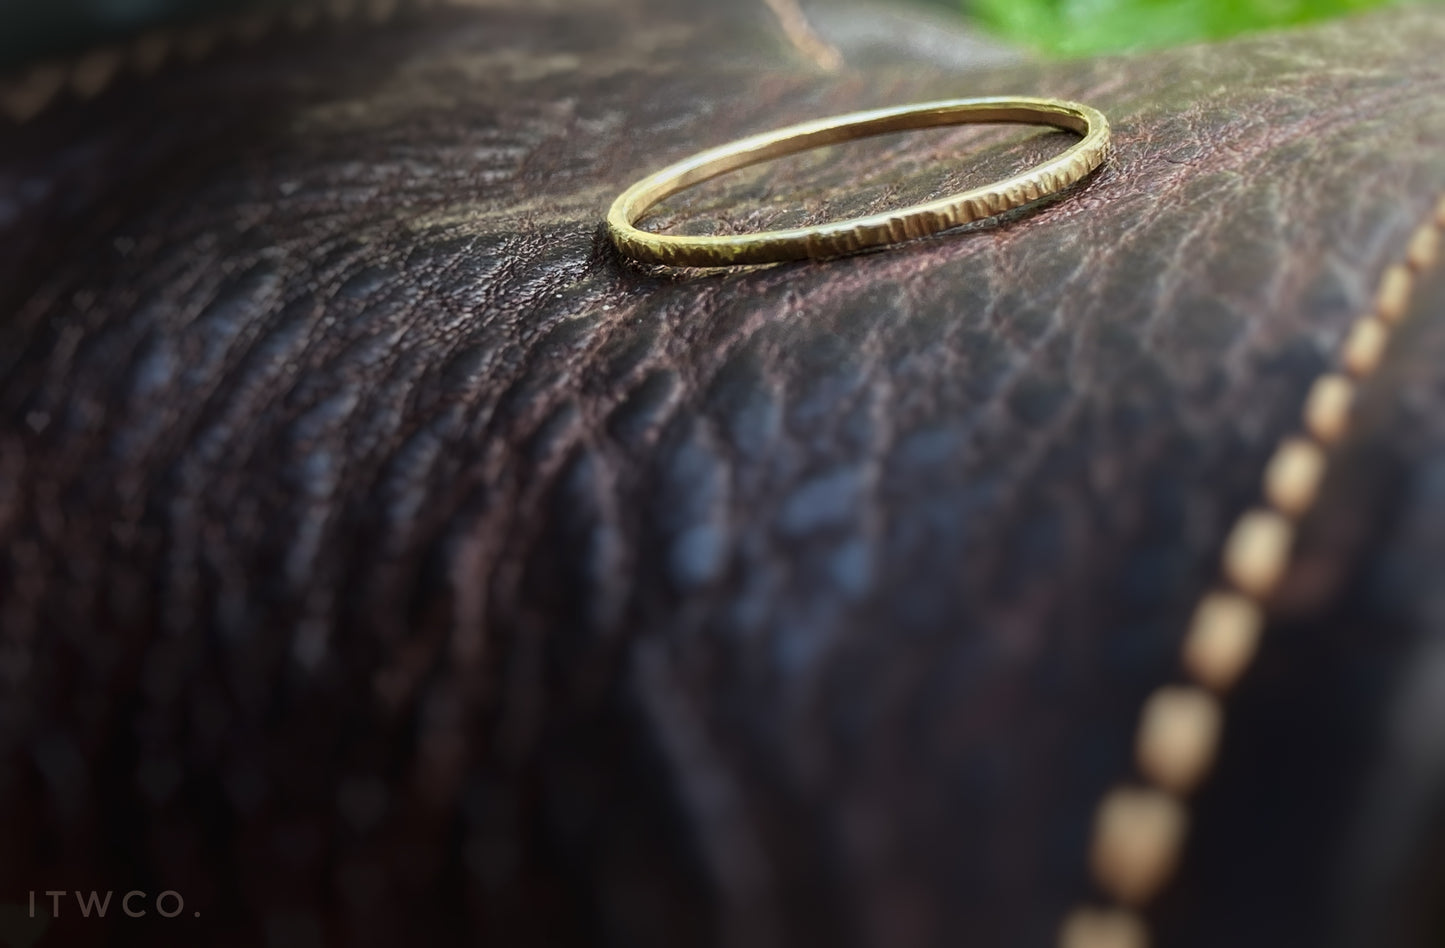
(636, 122, 1082, 238)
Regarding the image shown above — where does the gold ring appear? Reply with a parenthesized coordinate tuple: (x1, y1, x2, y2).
(606, 96, 1111, 268)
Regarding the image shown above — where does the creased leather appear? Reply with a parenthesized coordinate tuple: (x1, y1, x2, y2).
(3, 2, 1445, 946)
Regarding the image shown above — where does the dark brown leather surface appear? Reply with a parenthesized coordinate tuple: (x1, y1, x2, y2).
(3, 2, 1445, 946)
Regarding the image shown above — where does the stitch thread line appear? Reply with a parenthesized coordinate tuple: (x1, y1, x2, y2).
(761, 0, 844, 72)
(1059, 192, 1445, 948)
(0, 0, 439, 123)
(0, 0, 844, 125)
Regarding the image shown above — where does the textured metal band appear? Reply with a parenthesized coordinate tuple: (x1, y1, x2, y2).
(605, 96, 1111, 268)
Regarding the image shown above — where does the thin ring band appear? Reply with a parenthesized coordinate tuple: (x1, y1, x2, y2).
(606, 96, 1110, 268)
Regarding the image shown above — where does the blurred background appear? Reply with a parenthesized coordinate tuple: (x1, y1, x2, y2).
(0, 0, 1429, 71)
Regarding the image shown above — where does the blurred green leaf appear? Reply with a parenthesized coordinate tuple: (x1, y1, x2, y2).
(967, 0, 1404, 55)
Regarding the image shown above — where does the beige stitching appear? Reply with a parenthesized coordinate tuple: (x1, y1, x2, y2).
(0, 0, 845, 124)
(70, 47, 123, 99)
(1089, 787, 1189, 906)
(760, 0, 844, 72)
(0, 0, 413, 123)
(1303, 373, 1355, 444)
(1408, 222, 1440, 271)
(1060, 197, 1445, 948)
(1221, 508, 1294, 598)
(0, 63, 65, 122)
(1180, 592, 1263, 693)
(1135, 686, 1223, 795)
(1061, 908, 1149, 948)
(1341, 317, 1390, 377)
(1262, 437, 1326, 516)
(1376, 263, 1415, 324)
(130, 32, 172, 75)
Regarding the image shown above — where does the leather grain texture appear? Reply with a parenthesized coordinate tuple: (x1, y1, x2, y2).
(3, 2, 1445, 946)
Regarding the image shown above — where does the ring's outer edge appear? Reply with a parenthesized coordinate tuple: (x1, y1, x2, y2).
(605, 96, 1111, 268)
